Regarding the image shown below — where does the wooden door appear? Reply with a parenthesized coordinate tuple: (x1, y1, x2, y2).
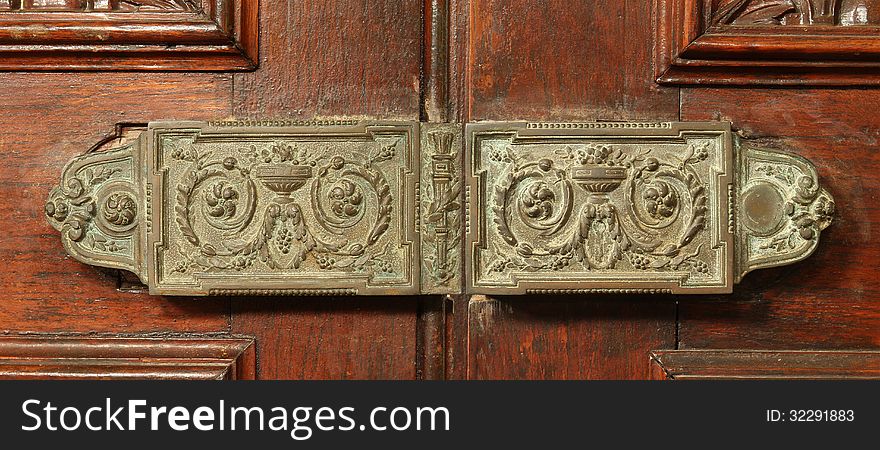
(0, 0, 877, 380)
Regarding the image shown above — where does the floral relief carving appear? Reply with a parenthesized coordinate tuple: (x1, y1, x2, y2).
(103, 192, 137, 227)
(483, 141, 712, 278)
(713, 0, 875, 25)
(166, 136, 400, 279)
(119, 0, 198, 11)
(0, 0, 198, 12)
(45, 144, 138, 274)
(748, 161, 834, 254)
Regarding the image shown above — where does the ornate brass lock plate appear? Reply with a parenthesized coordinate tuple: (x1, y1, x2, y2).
(47, 121, 421, 296)
(467, 122, 733, 294)
(46, 121, 834, 296)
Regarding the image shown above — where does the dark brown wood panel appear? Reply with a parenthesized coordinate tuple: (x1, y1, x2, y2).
(3, 0, 875, 383)
(233, 0, 421, 119)
(455, 0, 680, 380)
(0, 336, 255, 380)
(230, 0, 424, 380)
(232, 297, 418, 379)
(467, 295, 676, 379)
(651, 349, 880, 379)
(680, 87, 880, 349)
(0, 72, 232, 333)
(468, 0, 679, 121)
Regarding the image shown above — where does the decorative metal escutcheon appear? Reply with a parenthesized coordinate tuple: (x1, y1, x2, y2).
(46, 121, 835, 296)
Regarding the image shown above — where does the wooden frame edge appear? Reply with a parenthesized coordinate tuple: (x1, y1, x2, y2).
(0, 0, 258, 71)
(0, 336, 256, 380)
(654, 0, 880, 85)
(649, 349, 880, 380)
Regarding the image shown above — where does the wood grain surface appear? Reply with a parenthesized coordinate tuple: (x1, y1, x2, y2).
(680, 87, 880, 349)
(468, 0, 679, 121)
(229, 0, 424, 380)
(0, 73, 233, 334)
(233, 0, 421, 119)
(651, 349, 880, 379)
(467, 295, 676, 379)
(232, 297, 420, 379)
(0, 0, 876, 380)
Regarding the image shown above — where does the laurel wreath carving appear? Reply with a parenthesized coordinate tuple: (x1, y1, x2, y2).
(493, 167, 543, 246)
(175, 166, 225, 247)
(650, 167, 708, 250)
(355, 165, 393, 245)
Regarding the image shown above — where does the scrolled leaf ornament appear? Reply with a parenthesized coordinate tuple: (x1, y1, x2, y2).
(46, 142, 140, 275)
(713, 0, 847, 26)
(119, 0, 200, 12)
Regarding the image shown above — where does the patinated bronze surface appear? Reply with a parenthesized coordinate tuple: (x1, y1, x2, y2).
(467, 122, 834, 294)
(47, 121, 420, 296)
(46, 121, 834, 296)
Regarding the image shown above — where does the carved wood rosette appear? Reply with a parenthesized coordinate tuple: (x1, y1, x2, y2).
(46, 121, 835, 296)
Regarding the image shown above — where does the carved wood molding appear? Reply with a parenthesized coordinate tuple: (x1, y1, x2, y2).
(0, 0, 258, 71)
(0, 336, 255, 379)
(650, 349, 880, 379)
(45, 120, 835, 296)
(655, 0, 880, 85)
